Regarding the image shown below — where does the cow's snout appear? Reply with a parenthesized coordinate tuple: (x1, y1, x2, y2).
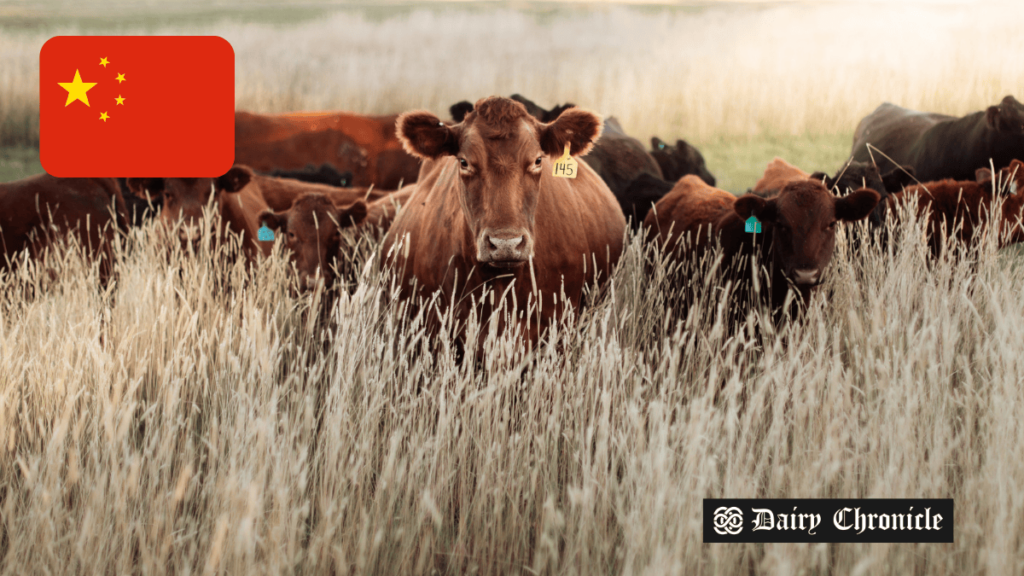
(790, 268, 820, 285)
(477, 229, 533, 267)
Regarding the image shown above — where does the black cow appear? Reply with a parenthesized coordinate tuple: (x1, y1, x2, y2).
(852, 95, 1024, 182)
(650, 137, 716, 186)
(619, 172, 675, 230)
(269, 163, 354, 188)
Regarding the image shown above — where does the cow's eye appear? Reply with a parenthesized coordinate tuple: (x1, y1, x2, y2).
(827, 220, 837, 229)
(459, 158, 469, 169)
(288, 231, 295, 240)
(534, 157, 543, 166)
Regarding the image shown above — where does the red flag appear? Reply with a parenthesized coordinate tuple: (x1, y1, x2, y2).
(40, 36, 235, 177)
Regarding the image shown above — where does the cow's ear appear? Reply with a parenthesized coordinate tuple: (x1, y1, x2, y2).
(449, 101, 473, 123)
(975, 167, 992, 183)
(397, 111, 460, 160)
(339, 200, 368, 228)
(259, 209, 287, 231)
(834, 188, 880, 221)
(809, 171, 829, 185)
(882, 165, 916, 192)
(540, 107, 604, 158)
(651, 137, 666, 150)
(339, 170, 354, 187)
(734, 194, 778, 223)
(985, 105, 1002, 130)
(126, 177, 164, 200)
(217, 166, 253, 193)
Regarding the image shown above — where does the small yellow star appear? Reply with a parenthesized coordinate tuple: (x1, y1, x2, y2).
(58, 69, 97, 107)
(116, 72, 126, 83)
(99, 111, 110, 122)
(99, 57, 110, 68)
(115, 95, 125, 105)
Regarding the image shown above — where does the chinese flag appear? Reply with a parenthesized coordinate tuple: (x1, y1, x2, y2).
(40, 36, 234, 177)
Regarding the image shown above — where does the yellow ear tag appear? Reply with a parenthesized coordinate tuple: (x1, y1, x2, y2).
(552, 142, 578, 179)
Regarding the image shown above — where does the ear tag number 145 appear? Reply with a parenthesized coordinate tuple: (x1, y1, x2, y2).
(552, 143, 577, 179)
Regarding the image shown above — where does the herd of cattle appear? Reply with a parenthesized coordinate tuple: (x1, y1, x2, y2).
(1, 93, 1022, 343)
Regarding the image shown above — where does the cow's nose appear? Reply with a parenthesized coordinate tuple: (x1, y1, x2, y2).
(792, 268, 820, 285)
(178, 226, 200, 242)
(479, 230, 531, 266)
(488, 235, 523, 252)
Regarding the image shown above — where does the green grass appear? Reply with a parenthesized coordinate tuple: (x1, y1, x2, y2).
(697, 132, 852, 194)
(0, 146, 43, 182)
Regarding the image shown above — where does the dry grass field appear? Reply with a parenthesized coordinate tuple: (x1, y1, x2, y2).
(3, 1, 1024, 574)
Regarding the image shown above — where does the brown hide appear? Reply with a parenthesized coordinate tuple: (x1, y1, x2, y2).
(0, 174, 127, 274)
(887, 159, 1024, 254)
(752, 157, 811, 197)
(385, 96, 626, 346)
(646, 175, 879, 310)
(234, 110, 421, 190)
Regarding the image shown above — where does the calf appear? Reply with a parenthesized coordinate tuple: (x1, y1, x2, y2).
(650, 137, 716, 186)
(887, 159, 1024, 255)
(646, 176, 879, 313)
(258, 194, 367, 292)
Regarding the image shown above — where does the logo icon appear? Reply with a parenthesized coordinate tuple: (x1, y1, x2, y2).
(257, 224, 275, 242)
(744, 216, 761, 233)
(713, 506, 744, 535)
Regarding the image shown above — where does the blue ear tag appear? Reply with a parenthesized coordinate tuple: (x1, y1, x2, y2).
(257, 224, 275, 241)
(745, 216, 761, 234)
(658, 143, 665, 149)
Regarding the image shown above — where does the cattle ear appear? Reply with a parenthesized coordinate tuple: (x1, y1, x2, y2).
(259, 209, 286, 232)
(734, 194, 778, 223)
(449, 101, 473, 123)
(339, 200, 368, 228)
(126, 177, 164, 200)
(882, 165, 916, 192)
(985, 105, 1002, 130)
(834, 188, 880, 221)
(540, 107, 604, 158)
(397, 111, 460, 160)
(339, 170, 354, 187)
(809, 171, 829, 184)
(217, 166, 253, 193)
(975, 167, 992, 183)
(651, 137, 666, 150)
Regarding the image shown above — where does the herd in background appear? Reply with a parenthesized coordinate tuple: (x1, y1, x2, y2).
(1, 93, 1023, 346)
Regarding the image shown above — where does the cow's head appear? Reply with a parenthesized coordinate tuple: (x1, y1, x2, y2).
(986, 95, 1024, 135)
(812, 161, 915, 226)
(126, 166, 252, 243)
(733, 180, 880, 287)
(259, 194, 367, 292)
(650, 137, 716, 186)
(397, 96, 602, 269)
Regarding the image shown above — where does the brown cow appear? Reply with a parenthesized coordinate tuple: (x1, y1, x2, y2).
(126, 166, 385, 261)
(1, 174, 127, 276)
(887, 159, 1024, 255)
(384, 96, 625, 346)
(751, 157, 811, 197)
(646, 175, 879, 313)
(234, 110, 421, 190)
(258, 194, 367, 292)
(364, 184, 417, 233)
(126, 167, 271, 261)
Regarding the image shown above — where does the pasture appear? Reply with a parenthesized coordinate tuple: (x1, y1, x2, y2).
(2, 1, 1024, 574)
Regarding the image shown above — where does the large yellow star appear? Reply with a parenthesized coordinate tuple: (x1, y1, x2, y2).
(99, 57, 109, 68)
(99, 111, 110, 122)
(115, 95, 125, 105)
(58, 69, 97, 107)
(116, 73, 126, 84)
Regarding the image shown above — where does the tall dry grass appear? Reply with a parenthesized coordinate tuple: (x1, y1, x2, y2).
(1, 199, 1023, 574)
(2, 2, 1023, 147)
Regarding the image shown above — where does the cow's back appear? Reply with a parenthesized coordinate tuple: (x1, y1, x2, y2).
(852, 103, 952, 166)
(752, 158, 810, 197)
(645, 175, 736, 254)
